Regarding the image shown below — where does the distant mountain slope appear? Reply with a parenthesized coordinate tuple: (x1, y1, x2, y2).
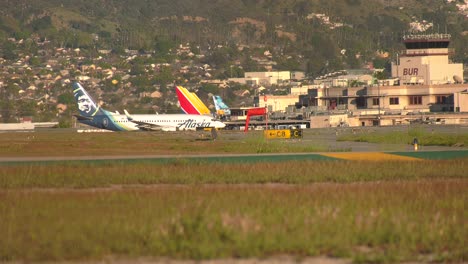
(1, 0, 466, 72)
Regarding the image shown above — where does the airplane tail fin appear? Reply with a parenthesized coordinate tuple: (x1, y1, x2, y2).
(72, 82, 135, 131)
(72, 82, 100, 117)
(175, 86, 211, 115)
(213, 95, 231, 116)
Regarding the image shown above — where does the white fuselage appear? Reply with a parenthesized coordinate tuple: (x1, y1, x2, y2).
(111, 113, 225, 131)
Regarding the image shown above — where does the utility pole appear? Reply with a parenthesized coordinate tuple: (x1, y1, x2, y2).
(373, 71, 381, 126)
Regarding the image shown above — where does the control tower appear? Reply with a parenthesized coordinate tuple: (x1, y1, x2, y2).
(391, 34, 463, 85)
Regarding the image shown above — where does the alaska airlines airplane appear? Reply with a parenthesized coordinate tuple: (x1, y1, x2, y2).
(72, 82, 226, 131)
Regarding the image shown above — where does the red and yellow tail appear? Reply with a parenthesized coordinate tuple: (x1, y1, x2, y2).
(175, 86, 211, 115)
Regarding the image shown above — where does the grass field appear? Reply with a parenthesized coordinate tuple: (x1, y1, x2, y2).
(0, 129, 467, 263)
(0, 159, 466, 188)
(337, 126, 468, 147)
(0, 130, 337, 157)
(1, 180, 466, 262)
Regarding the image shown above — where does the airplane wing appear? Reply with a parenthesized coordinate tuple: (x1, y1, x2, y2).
(126, 119, 168, 131)
(123, 109, 172, 131)
(73, 114, 93, 121)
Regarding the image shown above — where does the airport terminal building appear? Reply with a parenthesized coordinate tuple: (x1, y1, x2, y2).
(250, 33, 468, 127)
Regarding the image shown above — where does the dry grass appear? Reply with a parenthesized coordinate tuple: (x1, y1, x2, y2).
(1, 180, 466, 262)
(0, 130, 347, 157)
(1, 130, 466, 263)
(0, 159, 466, 188)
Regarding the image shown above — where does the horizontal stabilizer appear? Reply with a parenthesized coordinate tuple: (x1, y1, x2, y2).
(73, 114, 93, 121)
(123, 109, 133, 121)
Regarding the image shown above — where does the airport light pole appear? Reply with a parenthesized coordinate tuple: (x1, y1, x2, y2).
(373, 71, 381, 126)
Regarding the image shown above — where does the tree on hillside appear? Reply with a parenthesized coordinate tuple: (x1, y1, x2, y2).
(275, 56, 302, 71)
(0, 41, 18, 60)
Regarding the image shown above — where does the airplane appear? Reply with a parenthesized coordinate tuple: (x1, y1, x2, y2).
(173, 85, 266, 131)
(175, 85, 232, 120)
(72, 82, 226, 131)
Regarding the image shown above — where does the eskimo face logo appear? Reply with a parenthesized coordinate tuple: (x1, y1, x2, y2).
(77, 94, 93, 114)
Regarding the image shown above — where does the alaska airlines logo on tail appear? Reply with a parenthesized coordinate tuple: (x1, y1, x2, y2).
(177, 119, 212, 129)
(73, 83, 99, 117)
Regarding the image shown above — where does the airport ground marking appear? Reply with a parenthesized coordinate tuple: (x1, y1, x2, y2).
(322, 152, 422, 161)
(1, 150, 467, 165)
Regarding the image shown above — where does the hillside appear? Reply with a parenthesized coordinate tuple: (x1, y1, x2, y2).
(0, 0, 467, 124)
(1, 0, 467, 75)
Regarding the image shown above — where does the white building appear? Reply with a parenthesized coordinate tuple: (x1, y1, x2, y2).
(228, 71, 304, 86)
(391, 34, 463, 85)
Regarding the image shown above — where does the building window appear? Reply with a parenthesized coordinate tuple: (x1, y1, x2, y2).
(372, 98, 379, 106)
(356, 97, 366, 108)
(338, 98, 347, 105)
(409, 96, 422, 105)
(389, 97, 399, 105)
(436, 95, 449, 104)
